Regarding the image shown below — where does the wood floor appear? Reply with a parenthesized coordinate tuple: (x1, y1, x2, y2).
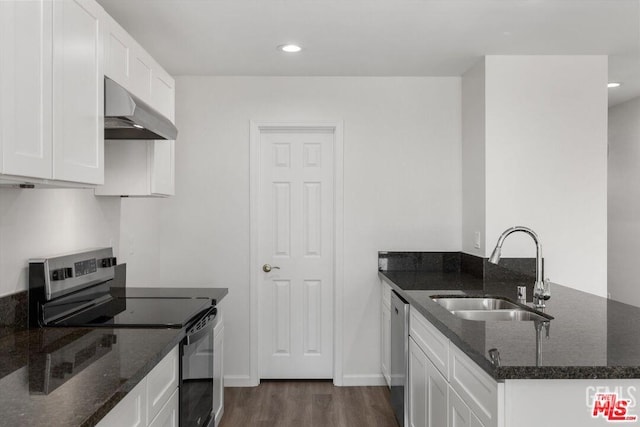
(219, 380, 399, 427)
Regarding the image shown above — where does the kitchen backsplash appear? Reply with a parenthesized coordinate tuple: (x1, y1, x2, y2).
(379, 251, 537, 282)
(0, 291, 27, 338)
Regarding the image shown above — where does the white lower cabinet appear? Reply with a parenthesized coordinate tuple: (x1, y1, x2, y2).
(97, 346, 179, 427)
(147, 346, 180, 422)
(213, 308, 225, 426)
(409, 337, 448, 427)
(449, 385, 485, 427)
(408, 308, 499, 427)
(448, 345, 498, 427)
(381, 280, 391, 388)
(148, 388, 179, 427)
(97, 375, 148, 427)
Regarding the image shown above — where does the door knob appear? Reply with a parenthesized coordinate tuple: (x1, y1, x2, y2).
(262, 264, 280, 273)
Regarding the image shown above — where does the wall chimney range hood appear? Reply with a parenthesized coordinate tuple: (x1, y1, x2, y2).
(104, 77, 178, 140)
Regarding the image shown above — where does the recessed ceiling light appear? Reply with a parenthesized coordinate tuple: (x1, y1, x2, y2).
(608, 82, 622, 88)
(278, 44, 302, 53)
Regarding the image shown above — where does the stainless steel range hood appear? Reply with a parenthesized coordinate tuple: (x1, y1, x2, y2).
(104, 77, 178, 140)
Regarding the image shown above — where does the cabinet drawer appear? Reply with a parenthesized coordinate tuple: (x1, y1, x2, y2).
(147, 346, 179, 422)
(449, 345, 497, 427)
(410, 309, 449, 379)
(96, 377, 147, 427)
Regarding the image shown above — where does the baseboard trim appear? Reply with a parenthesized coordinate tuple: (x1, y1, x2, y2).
(224, 374, 386, 387)
(340, 374, 387, 386)
(224, 375, 257, 387)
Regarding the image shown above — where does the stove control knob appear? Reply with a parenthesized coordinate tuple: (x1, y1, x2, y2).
(100, 257, 117, 268)
(52, 267, 73, 281)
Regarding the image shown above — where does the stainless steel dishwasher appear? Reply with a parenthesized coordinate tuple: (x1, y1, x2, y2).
(390, 290, 409, 427)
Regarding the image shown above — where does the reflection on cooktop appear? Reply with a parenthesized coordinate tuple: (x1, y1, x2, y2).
(29, 329, 116, 395)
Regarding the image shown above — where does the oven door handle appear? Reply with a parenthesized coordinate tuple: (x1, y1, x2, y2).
(185, 308, 216, 346)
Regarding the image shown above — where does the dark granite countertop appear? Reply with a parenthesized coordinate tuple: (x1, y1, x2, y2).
(0, 287, 228, 427)
(380, 269, 640, 381)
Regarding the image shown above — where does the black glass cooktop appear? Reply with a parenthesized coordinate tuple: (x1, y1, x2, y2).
(51, 297, 212, 328)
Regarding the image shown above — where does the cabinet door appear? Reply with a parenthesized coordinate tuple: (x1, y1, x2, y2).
(147, 346, 179, 423)
(103, 13, 133, 88)
(213, 323, 224, 426)
(426, 357, 448, 427)
(151, 66, 175, 122)
(449, 345, 497, 427)
(148, 388, 179, 427)
(0, 0, 52, 179)
(409, 338, 428, 427)
(150, 140, 175, 196)
(470, 412, 484, 427)
(131, 50, 153, 104)
(52, 0, 104, 184)
(96, 377, 148, 427)
(410, 337, 449, 427)
(449, 386, 471, 427)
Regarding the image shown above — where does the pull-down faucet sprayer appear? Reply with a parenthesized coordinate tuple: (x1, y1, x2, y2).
(488, 226, 550, 309)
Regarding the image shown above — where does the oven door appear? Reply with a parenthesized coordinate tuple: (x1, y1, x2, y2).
(180, 308, 216, 427)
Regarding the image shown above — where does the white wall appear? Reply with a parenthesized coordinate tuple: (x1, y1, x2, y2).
(461, 59, 486, 256)
(0, 189, 121, 297)
(484, 56, 608, 296)
(119, 76, 462, 385)
(608, 96, 640, 305)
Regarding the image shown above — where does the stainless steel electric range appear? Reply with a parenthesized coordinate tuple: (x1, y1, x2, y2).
(29, 247, 217, 427)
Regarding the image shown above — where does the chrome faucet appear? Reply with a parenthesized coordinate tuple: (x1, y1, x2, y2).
(488, 226, 550, 309)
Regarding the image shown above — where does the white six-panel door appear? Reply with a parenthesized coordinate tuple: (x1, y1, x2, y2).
(258, 128, 334, 379)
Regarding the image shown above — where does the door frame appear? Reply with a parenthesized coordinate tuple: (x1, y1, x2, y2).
(249, 121, 344, 386)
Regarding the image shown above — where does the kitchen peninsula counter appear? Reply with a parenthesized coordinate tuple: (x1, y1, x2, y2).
(380, 252, 640, 381)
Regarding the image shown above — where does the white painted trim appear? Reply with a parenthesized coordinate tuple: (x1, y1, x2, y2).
(333, 122, 344, 386)
(249, 121, 261, 387)
(341, 374, 387, 387)
(223, 375, 255, 387)
(249, 120, 345, 387)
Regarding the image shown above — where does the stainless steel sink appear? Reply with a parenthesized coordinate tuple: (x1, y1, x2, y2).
(430, 296, 553, 322)
(450, 309, 552, 322)
(431, 297, 521, 311)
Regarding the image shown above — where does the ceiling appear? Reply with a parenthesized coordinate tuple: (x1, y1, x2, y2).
(97, 0, 640, 106)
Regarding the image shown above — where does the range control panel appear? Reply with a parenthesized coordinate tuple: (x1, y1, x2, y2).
(74, 258, 97, 277)
(29, 248, 117, 301)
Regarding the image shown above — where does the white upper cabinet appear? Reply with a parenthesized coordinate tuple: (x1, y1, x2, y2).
(0, 0, 104, 186)
(95, 139, 175, 197)
(100, 12, 176, 197)
(103, 13, 132, 90)
(131, 53, 153, 104)
(151, 66, 175, 122)
(0, 0, 53, 180)
(52, 0, 104, 184)
(103, 13, 175, 122)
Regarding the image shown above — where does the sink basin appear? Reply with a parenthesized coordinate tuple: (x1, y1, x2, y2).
(431, 297, 522, 311)
(450, 309, 552, 322)
(430, 296, 554, 322)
